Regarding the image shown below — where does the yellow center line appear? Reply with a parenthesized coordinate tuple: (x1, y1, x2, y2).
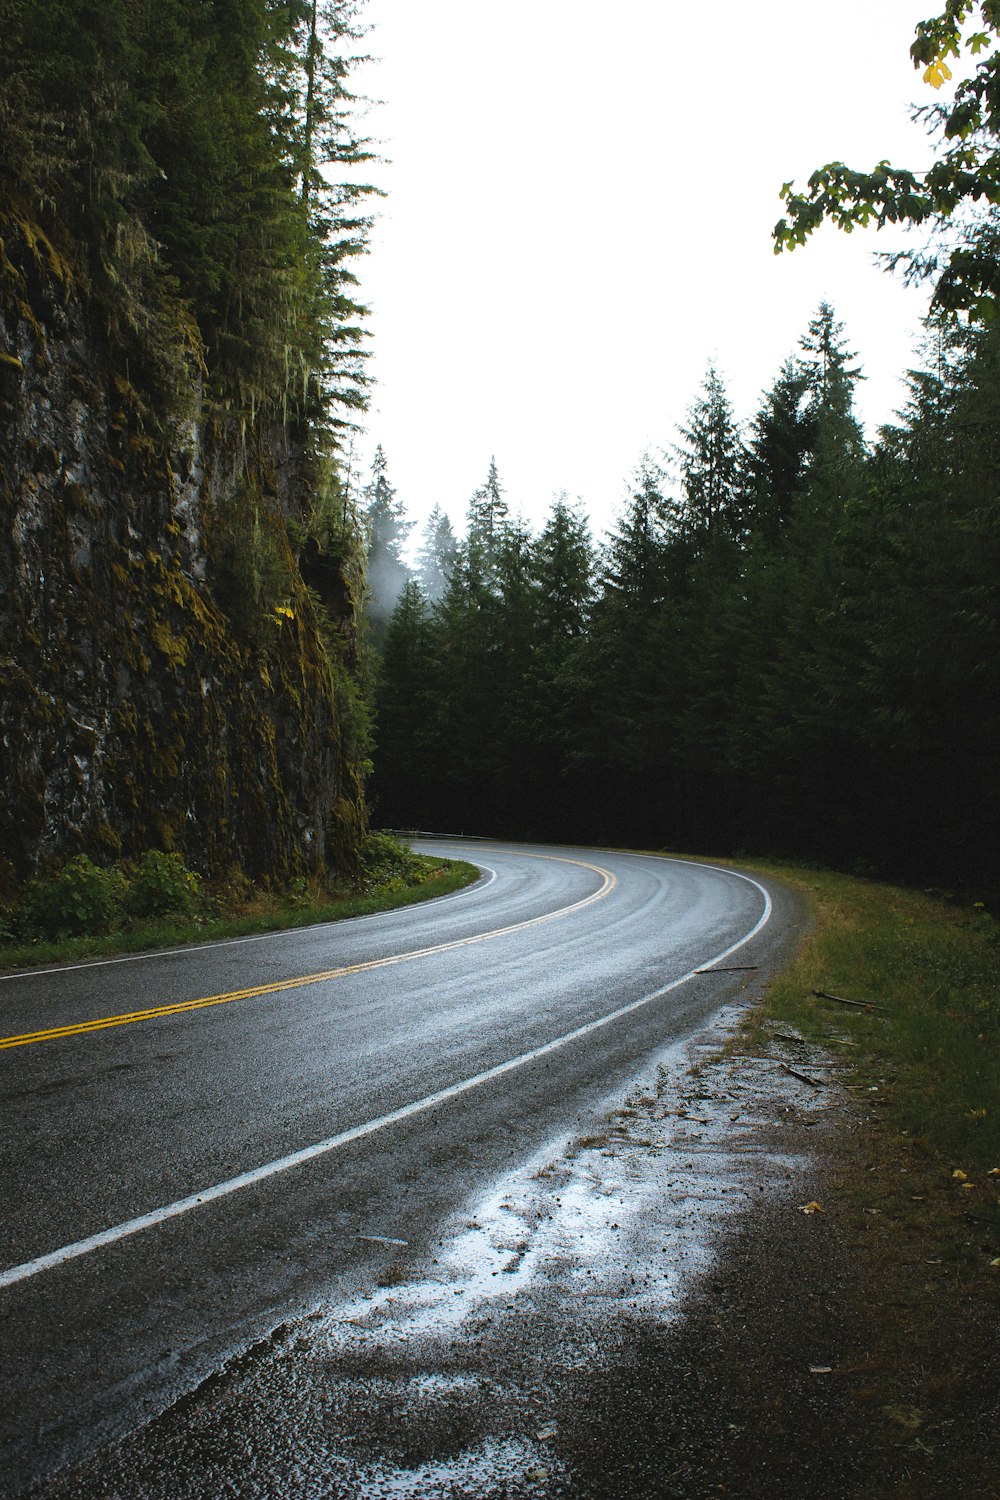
(0, 854, 616, 1052)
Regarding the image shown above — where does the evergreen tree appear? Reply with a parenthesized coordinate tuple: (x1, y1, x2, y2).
(599, 459, 675, 611)
(531, 497, 594, 642)
(860, 319, 1000, 885)
(372, 579, 441, 827)
(362, 445, 412, 644)
(0, 0, 376, 425)
(430, 533, 502, 831)
(673, 363, 747, 548)
(579, 462, 683, 842)
(415, 504, 458, 603)
(744, 357, 812, 539)
(731, 306, 869, 861)
(800, 302, 863, 416)
(467, 456, 509, 553)
(510, 498, 595, 837)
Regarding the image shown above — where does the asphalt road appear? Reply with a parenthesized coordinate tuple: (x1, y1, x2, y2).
(0, 842, 805, 1495)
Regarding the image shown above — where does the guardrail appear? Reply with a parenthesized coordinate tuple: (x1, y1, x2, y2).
(388, 829, 500, 842)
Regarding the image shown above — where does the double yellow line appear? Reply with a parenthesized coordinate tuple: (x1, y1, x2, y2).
(0, 854, 616, 1052)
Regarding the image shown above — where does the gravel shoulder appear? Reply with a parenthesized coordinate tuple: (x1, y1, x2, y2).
(32, 974, 1000, 1500)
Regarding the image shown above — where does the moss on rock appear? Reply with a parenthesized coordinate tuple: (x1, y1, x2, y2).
(0, 217, 368, 884)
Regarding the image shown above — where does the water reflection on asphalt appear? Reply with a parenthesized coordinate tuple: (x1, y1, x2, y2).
(47, 1004, 838, 1499)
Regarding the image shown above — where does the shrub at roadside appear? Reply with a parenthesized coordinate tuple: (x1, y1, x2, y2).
(19, 855, 128, 940)
(358, 831, 438, 893)
(125, 851, 202, 919)
(12, 850, 203, 941)
(0, 841, 476, 971)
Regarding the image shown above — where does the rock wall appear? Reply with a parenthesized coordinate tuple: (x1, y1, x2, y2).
(0, 214, 365, 883)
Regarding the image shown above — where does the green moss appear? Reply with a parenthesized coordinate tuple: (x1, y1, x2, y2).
(14, 213, 75, 288)
(16, 298, 47, 350)
(150, 618, 189, 670)
(2, 236, 369, 886)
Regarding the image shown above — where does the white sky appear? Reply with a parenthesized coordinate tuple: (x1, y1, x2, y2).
(348, 0, 946, 541)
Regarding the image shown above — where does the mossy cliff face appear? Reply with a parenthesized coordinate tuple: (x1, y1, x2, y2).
(0, 217, 366, 883)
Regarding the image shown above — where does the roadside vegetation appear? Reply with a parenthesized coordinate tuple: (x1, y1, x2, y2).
(0, 836, 478, 974)
(745, 860, 1000, 1254)
(706, 859, 1000, 1495)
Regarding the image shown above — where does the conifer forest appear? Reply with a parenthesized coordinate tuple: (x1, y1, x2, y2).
(366, 304, 999, 895)
(1, 0, 999, 899)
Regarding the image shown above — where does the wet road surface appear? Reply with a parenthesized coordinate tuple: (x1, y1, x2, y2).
(0, 842, 804, 1494)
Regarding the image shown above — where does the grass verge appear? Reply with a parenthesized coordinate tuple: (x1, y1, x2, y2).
(743, 862, 1000, 1216)
(715, 859, 1000, 1495)
(0, 857, 480, 975)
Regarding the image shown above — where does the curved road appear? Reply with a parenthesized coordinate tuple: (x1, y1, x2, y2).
(0, 842, 804, 1493)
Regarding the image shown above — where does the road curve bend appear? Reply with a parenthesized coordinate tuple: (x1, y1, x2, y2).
(0, 842, 805, 1494)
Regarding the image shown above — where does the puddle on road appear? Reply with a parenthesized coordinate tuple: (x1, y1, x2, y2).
(48, 1011, 841, 1499)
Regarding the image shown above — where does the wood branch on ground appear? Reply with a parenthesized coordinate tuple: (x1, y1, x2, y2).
(812, 988, 883, 1011)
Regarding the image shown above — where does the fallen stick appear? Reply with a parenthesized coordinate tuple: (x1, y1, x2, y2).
(780, 1061, 823, 1088)
(695, 965, 759, 974)
(812, 989, 882, 1012)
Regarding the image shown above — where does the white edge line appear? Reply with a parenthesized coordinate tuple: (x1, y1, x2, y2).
(0, 863, 498, 983)
(0, 863, 772, 1291)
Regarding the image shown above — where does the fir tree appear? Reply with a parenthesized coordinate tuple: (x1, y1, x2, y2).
(415, 505, 458, 603)
(467, 456, 509, 553)
(673, 362, 747, 547)
(372, 579, 440, 827)
(531, 496, 594, 641)
(744, 358, 812, 539)
(362, 445, 412, 644)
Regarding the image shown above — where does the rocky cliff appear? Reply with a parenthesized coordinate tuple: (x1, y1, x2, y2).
(0, 212, 367, 885)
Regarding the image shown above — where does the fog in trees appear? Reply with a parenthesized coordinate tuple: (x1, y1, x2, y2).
(364, 305, 1000, 893)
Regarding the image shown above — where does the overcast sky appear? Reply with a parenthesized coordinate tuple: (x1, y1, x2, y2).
(349, 0, 943, 540)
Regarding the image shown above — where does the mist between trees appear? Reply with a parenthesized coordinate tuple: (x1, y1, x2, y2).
(361, 302, 999, 897)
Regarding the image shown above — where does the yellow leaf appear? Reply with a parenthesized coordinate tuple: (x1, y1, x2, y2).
(986, 1168, 1000, 1178)
(952, 1169, 968, 1181)
(961, 1182, 978, 1190)
(798, 1201, 825, 1215)
(923, 57, 953, 88)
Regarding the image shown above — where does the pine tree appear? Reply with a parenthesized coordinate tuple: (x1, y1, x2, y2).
(531, 496, 594, 642)
(599, 459, 674, 612)
(430, 534, 502, 830)
(744, 358, 812, 539)
(577, 461, 683, 842)
(467, 456, 509, 553)
(372, 579, 441, 827)
(508, 498, 595, 838)
(0, 0, 377, 426)
(362, 445, 412, 644)
(859, 319, 1000, 884)
(415, 505, 458, 603)
(673, 363, 746, 548)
